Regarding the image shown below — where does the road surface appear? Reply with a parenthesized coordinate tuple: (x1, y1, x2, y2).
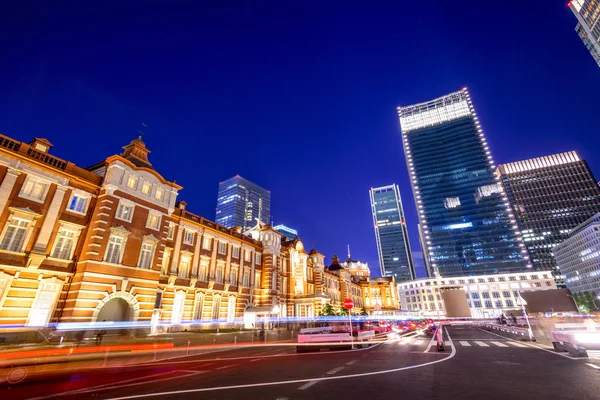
(4, 325, 600, 400)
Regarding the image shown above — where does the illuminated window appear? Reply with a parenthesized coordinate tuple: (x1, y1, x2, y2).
(167, 223, 175, 240)
(20, 178, 47, 202)
(183, 230, 194, 245)
(67, 193, 89, 214)
(255, 253, 262, 264)
(146, 212, 161, 230)
(199, 263, 208, 281)
(142, 183, 151, 195)
(232, 247, 240, 258)
(155, 188, 164, 201)
(0, 217, 30, 252)
(230, 268, 238, 285)
(202, 237, 211, 250)
(215, 266, 223, 283)
(171, 291, 185, 324)
(105, 235, 125, 264)
(116, 202, 134, 222)
(28, 280, 61, 326)
(162, 248, 172, 275)
(244, 250, 251, 262)
(212, 295, 221, 320)
(178, 254, 191, 278)
(51, 227, 77, 260)
(227, 296, 236, 322)
(255, 271, 261, 287)
(218, 241, 227, 254)
(242, 270, 250, 287)
(138, 240, 155, 269)
(127, 175, 138, 189)
(193, 293, 204, 321)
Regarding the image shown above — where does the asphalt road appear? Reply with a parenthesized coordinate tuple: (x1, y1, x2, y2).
(4, 325, 600, 400)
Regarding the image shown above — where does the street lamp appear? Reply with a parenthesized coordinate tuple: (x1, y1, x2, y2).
(566, 294, 580, 313)
(593, 296, 600, 310)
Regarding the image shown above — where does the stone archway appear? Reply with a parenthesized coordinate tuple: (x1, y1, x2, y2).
(93, 291, 140, 322)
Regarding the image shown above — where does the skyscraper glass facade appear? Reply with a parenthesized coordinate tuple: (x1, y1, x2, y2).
(369, 184, 415, 282)
(215, 175, 270, 230)
(498, 151, 600, 281)
(398, 89, 530, 278)
(569, 0, 600, 67)
(274, 224, 298, 241)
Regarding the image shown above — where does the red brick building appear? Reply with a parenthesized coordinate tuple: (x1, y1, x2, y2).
(0, 133, 398, 328)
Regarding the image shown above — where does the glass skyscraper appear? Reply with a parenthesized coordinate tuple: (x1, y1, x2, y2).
(568, 0, 600, 67)
(369, 184, 415, 282)
(215, 175, 270, 230)
(498, 151, 600, 282)
(398, 88, 530, 278)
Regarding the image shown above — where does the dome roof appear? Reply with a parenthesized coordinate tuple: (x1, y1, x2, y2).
(326, 255, 344, 271)
(309, 248, 319, 255)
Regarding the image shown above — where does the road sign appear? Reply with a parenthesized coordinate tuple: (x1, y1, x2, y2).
(344, 298, 354, 310)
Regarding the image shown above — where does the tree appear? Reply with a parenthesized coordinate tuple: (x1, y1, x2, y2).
(319, 304, 336, 316)
(337, 307, 349, 316)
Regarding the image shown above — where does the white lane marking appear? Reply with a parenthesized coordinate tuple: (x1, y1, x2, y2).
(508, 342, 528, 348)
(346, 360, 358, 365)
(490, 341, 508, 347)
(586, 363, 600, 370)
(101, 331, 457, 400)
(326, 367, 345, 375)
(216, 364, 239, 370)
(298, 380, 319, 390)
(474, 341, 489, 347)
(424, 335, 436, 353)
(414, 340, 424, 345)
(476, 328, 579, 360)
(459, 341, 471, 347)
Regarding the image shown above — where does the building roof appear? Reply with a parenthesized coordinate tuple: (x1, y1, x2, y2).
(327, 255, 344, 271)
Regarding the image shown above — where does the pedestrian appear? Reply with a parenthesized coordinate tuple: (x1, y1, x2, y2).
(501, 314, 507, 325)
(510, 313, 517, 325)
(96, 319, 107, 346)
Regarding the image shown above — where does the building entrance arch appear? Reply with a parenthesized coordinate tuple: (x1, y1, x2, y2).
(93, 291, 140, 322)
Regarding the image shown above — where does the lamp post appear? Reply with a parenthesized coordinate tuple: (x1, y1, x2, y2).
(516, 295, 533, 341)
(566, 294, 580, 313)
(593, 296, 600, 311)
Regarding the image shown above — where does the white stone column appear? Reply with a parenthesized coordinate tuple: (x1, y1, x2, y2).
(170, 225, 183, 274)
(0, 168, 21, 214)
(32, 186, 68, 254)
(191, 230, 201, 278)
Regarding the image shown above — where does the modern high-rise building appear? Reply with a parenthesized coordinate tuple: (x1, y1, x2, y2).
(274, 224, 298, 241)
(215, 175, 270, 231)
(497, 151, 600, 281)
(417, 223, 433, 277)
(554, 212, 600, 296)
(369, 184, 415, 282)
(398, 88, 530, 278)
(568, 0, 600, 67)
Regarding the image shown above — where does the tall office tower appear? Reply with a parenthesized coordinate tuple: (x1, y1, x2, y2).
(215, 175, 270, 230)
(568, 1, 600, 67)
(369, 184, 415, 282)
(274, 224, 299, 241)
(417, 224, 433, 277)
(498, 151, 600, 282)
(398, 88, 530, 278)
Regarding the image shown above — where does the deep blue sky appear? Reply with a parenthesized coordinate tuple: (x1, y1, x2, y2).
(1, 1, 599, 278)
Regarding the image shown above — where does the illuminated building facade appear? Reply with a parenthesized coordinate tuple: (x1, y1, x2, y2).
(398, 271, 557, 318)
(568, 0, 600, 67)
(215, 175, 270, 231)
(554, 212, 600, 296)
(498, 151, 600, 281)
(0, 133, 398, 328)
(274, 224, 298, 241)
(369, 184, 415, 282)
(398, 89, 530, 278)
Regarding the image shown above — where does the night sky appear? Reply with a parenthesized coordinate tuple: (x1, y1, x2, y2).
(1, 1, 599, 278)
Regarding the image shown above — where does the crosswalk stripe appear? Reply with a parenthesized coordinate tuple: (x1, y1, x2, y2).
(474, 341, 489, 347)
(490, 341, 509, 347)
(459, 341, 471, 346)
(508, 342, 528, 348)
(414, 339, 424, 345)
(444, 341, 451, 347)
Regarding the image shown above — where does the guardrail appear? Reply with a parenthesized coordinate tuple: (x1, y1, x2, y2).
(477, 323, 535, 341)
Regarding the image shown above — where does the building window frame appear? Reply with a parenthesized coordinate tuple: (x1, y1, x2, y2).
(138, 235, 158, 269)
(115, 200, 135, 223)
(104, 227, 130, 264)
(146, 211, 161, 231)
(19, 176, 49, 203)
(183, 229, 195, 245)
(66, 191, 90, 215)
(218, 241, 227, 255)
(50, 225, 80, 260)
